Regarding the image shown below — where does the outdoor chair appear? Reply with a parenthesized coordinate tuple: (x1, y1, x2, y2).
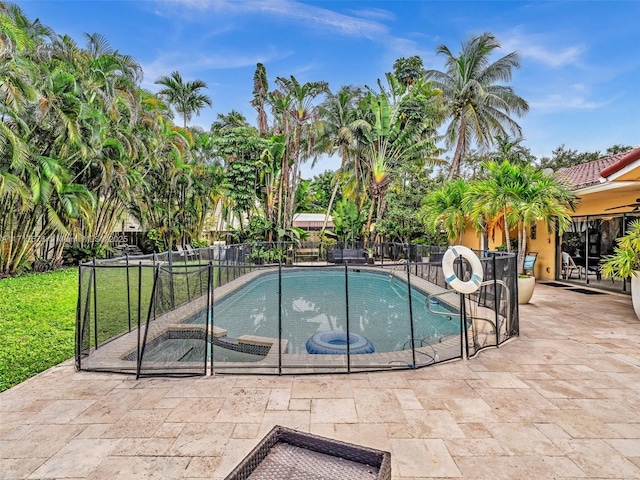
(562, 251, 583, 279)
(523, 252, 538, 276)
(175, 244, 195, 259)
(185, 244, 199, 259)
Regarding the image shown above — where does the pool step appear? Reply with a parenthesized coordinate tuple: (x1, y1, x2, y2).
(238, 335, 279, 347)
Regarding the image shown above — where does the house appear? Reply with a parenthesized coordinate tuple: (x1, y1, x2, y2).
(553, 147, 640, 292)
(461, 147, 640, 292)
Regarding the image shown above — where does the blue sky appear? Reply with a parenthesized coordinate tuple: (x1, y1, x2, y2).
(19, 0, 640, 176)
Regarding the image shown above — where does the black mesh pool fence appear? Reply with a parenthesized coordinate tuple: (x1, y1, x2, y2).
(76, 243, 518, 377)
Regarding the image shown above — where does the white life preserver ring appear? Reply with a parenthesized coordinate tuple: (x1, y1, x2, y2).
(442, 246, 483, 294)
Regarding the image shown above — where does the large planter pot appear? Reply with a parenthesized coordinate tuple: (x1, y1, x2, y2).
(518, 275, 536, 304)
(632, 272, 640, 320)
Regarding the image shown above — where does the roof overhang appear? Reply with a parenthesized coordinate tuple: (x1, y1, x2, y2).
(577, 180, 639, 196)
(599, 160, 640, 183)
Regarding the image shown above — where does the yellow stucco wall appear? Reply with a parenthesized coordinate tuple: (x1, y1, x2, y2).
(460, 229, 481, 250)
(527, 229, 556, 280)
(571, 188, 638, 216)
(458, 226, 557, 280)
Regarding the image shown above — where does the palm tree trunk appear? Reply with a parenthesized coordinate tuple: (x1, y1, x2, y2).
(447, 120, 467, 181)
(322, 180, 340, 233)
(518, 222, 527, 274)
(322, 150, 347, 233)
(503, 206, 511, 253)
(366, 192, 377, 235)
(277, 152, 287, 231)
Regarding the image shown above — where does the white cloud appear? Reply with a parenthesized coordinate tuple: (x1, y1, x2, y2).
(385, 37, 430, 60)
(140, 46, 292, 88)
(530, 94, 613, 112)
(348, 7, 396, 22)
(501, 28, 584, 68)
(529, 81, 622, 112)
(161, 0, 389, 40)
(518, 44, 583, 68)
(155, 0, 422, 81)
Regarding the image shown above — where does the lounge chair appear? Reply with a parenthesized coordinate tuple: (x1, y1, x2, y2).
(185, 244, 199, 259)
(562, 252, 583, 279)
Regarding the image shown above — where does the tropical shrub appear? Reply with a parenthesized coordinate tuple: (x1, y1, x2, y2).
(332, 199, 365, 243)
(190, 238, 209, 248)
(601, 220, 640, 279)
(468, 160, 577, 274)
(62, 242, 113, 265)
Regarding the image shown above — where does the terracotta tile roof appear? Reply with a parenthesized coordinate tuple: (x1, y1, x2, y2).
(557, 147, 639, 189)
(600, 147, 640, 178)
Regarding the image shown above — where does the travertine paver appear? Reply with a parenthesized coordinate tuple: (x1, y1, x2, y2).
(28, 439, 121, 479)
(310, 398, 359, 423)
(391, 439, 461, 477)
(1, 284, 640, 479)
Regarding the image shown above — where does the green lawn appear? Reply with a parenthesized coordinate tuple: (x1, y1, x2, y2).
(0, 263, 231, 392)
(0, 269, 78, 392)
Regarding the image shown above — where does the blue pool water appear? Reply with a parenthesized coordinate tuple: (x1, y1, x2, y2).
(187, 269, 460, 355)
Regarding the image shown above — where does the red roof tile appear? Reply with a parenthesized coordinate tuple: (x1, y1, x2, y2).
(600, 147, 640, 178)
(557, 147, 639, 189)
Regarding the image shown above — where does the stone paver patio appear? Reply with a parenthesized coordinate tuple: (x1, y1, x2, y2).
(1, 284, 639, 479)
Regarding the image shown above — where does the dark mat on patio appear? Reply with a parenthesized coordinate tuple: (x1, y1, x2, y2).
(566, 288, 605, 295)
(539, 282, 570, 288)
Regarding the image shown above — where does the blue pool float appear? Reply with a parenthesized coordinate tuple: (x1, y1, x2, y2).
(306, 331, 375, 355)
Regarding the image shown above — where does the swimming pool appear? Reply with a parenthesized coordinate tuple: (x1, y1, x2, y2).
(185, 268, 460, 358)
(78, 243, 518, 376)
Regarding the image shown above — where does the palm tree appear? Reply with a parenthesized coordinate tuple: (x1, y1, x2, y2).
(356, 77, 442, 234)
(155, 70, 212, 128)
(365, 153, 391, 233)
(210, 110, 249, 134)
(69, 33, 144, 249)
(272, 75, 329, 230)
(425, 32, 529, 180)
(469, 160, 577, 274)
(1, 6, 225, 272)
(421, 179, 470, 244)
(0, 4, 33, 202)
(251, 63, 269, 135)
(258, 134, 285, 241)
(315, 85, 366, 231)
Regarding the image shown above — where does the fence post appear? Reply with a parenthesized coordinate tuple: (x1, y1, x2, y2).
(225, 246, 229, 285)
(278, 262, 282, 375)
(126, 254, 132, 332)
(210, 261, 216, 377)
(493, 254, 500, 347)
(456, 257, 467, 361)
(405, 259, 416, 368)
(184, 252, 191, 303)
(80, 264, 94, 367)
(206, 262, 212, 376)
(75, 261, 82, 370)
(137, 262, 142, 370)
(92, 257, 98, 350)
(137, 264, 160, 379)
(344, 264, 351, 373)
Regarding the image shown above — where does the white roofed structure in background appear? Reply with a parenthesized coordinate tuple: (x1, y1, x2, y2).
(292, 213, 334, 230)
